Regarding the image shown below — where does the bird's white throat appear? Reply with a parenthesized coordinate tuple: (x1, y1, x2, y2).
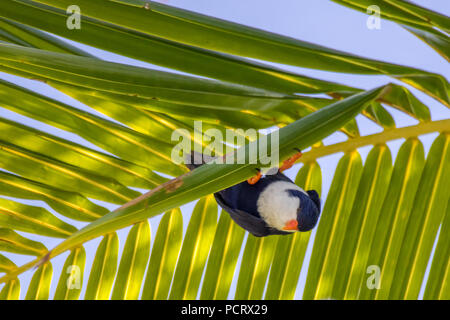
(256, 181, 307, 231)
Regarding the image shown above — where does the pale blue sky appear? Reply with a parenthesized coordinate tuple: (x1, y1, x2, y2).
(0, 0, 448, 299)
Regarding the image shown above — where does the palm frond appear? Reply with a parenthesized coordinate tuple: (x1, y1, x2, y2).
(0, 0, 447, 300)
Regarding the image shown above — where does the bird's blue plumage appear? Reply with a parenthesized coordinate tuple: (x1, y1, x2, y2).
(217, 172, 293, 219)
(287, 189, 320, 231)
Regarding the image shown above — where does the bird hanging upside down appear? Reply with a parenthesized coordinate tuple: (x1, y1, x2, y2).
(186, 150, 321, 237)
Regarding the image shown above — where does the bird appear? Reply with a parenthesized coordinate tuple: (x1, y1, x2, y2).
(186, 150, 321, 237)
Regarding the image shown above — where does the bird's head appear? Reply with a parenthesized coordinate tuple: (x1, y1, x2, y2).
(256, 181, 321, 233)
(286, 189, 321, 232)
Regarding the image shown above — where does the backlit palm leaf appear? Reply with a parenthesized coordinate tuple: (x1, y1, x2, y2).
(0, 0, 448, 300)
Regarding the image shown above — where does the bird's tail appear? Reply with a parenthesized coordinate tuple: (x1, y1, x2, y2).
(185, 151, 217, 170)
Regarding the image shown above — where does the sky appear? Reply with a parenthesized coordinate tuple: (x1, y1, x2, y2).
(0, 0, 449, 300)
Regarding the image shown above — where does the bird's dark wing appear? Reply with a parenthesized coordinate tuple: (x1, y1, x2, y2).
(214, 193, 290, 237)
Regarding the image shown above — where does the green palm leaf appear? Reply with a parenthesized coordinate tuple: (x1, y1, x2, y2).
(0, 0, 447, 301)
(54, 247, 86, 300)
(141, 209, 183, 300)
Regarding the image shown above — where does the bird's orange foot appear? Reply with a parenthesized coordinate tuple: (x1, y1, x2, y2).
(279, 149, 302, 172)
(247, 170, 262, 185)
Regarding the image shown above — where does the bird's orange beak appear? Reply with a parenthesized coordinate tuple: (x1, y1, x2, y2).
(282, 219, 298, 231)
